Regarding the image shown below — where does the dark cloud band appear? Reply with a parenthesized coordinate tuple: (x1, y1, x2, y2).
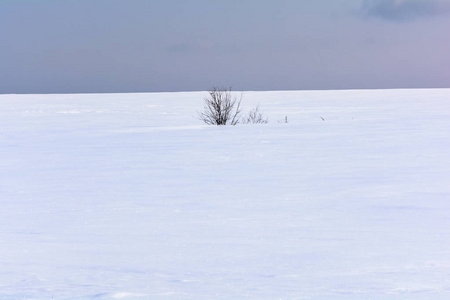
(362, 0, 450, 21)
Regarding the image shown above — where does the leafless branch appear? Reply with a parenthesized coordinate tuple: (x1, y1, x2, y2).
(197, 87, 242, 125)
(242, 104, 269, 124)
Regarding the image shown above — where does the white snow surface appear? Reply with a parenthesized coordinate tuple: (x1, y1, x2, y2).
(0, 89, 449, 299)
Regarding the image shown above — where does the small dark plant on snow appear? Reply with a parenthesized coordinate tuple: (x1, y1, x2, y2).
(278, 116, 288, 123)
(242, 105, 269, 124)
(197, 87, 242, 125)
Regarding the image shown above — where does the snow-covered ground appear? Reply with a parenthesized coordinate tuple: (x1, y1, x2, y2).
(0, 89, 449, 300)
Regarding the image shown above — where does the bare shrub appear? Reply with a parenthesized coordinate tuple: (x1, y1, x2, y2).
(242, 105, 269, 124)
(197, 87, 242, 125)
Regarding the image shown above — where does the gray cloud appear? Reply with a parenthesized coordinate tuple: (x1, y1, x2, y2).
(362, 0, 450, 21)
(1, 0, 450, 93)
(165, 43, 192, 54)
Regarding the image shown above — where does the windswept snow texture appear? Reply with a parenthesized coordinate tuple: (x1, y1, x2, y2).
(0, 89, 449, 300)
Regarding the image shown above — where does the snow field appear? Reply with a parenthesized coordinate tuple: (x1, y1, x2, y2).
(0, 89, 449, 299)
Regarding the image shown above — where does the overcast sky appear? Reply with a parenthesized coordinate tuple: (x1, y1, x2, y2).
(1, 0, 449, 93)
